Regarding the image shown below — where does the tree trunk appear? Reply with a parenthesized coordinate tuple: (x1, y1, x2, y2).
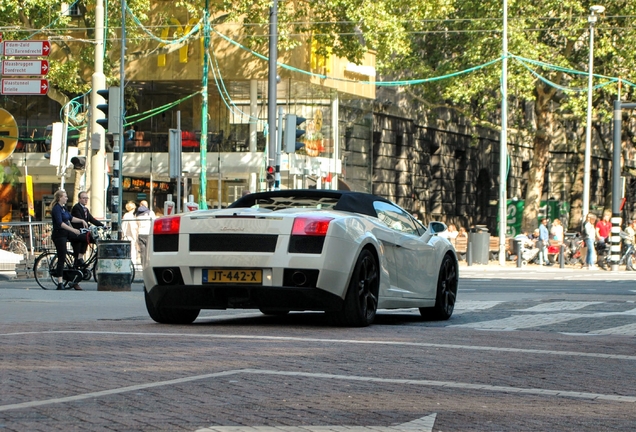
(521, 83, 557, 233)
(568, 136, 585, 232)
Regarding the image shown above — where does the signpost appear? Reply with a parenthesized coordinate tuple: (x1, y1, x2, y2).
(1, 60, 49, 76)
(2, 40, 51, 57)
(1, 79, 49, 95)
(0, 38, 51, 96)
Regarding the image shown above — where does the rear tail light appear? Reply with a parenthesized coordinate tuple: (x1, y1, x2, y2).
(291, 216, 334, 236)
(154, 216, 181, 235)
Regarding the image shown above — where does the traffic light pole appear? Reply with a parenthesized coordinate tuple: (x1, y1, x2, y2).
(90, 0, 106, 219)
(609, 100, 636, 271)
(275, 106, 283, 190)
(116, 0, 127, 237)
(267, 0, 278, 187)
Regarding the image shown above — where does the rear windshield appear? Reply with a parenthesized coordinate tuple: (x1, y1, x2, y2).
(249, 196, 340, 211)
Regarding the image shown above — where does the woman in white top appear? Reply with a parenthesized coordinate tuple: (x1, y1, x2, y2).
(583, 213, 597, 270)
(550, 218, 564, 243)
(122, 201, 140, 265)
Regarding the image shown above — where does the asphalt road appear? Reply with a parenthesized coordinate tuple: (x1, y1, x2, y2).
(0, 268, 634, 431)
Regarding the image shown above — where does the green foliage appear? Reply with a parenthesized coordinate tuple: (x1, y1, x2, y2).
(0, 0, 151, 106)
(388, 0, 636, 128)
(0, 163, 22, 186)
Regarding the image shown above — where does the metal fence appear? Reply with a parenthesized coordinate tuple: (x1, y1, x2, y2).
(0, 222, 54, 259)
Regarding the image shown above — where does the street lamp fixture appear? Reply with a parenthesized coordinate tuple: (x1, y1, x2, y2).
(582, 5, 605, 222)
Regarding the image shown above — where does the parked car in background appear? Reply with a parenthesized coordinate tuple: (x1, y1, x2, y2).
(143, 189, 459, 327)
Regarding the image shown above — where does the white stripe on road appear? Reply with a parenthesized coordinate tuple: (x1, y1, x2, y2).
(451, 308, 636, 331)
(2, 330, 636, 361)
(454, 301, 505, 311)
(515, 301, 603, 312)
(196, 414, 437, 432)
(0, 369, 634, 414)
(593, 323, 636, 336)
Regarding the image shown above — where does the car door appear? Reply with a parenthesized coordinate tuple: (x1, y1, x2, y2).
(374, 202, 436, 299)
(372, 207, 406, 298)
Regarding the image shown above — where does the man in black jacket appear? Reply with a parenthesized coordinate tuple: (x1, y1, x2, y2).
(71, 190, 104, 266)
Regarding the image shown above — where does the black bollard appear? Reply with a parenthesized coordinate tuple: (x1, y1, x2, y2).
(559, 244, 565, 269)
(516, 240, 522, 268)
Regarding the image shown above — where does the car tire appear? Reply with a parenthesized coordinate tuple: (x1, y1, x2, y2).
(259, 309, 290, 316)
(419, 254, 458, 320)
(328, 249, 379, 327)
(144, 289, 200, 324)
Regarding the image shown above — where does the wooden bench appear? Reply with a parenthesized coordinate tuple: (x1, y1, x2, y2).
(489, 236, 512, 261)
(451, 237, 468, 260)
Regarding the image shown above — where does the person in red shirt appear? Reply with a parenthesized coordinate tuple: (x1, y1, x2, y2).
(595, 210, 612, 270)
(596, 210, 611, 243)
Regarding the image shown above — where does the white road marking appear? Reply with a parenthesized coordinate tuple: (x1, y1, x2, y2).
(196, 414, 437, 432)
(0, 370, 240, 412)
(455, 301, 505, 311)
(515, 302, 603, 312)
(593, 323, 636, 336)
(0, 369, 634, 415)
(2, 330, 635, 360)
(534, 288, 597, 291)
(451, 308, 636, 331)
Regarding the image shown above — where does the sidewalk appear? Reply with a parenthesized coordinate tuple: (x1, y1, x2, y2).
(458, 259, 636, 279)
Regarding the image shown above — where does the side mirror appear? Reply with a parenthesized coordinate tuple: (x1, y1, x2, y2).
(428, 221, 447, 235)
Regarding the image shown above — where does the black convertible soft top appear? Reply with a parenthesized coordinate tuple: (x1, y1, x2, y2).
(228, 189, 394, 218)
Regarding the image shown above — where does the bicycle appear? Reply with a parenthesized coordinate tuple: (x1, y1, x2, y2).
(34, 226, 136, 289)
(596, 231, 635, 271)
(1, 227, 28, 257)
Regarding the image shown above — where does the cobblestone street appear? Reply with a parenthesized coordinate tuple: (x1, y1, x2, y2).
(1, 272, 635, 431)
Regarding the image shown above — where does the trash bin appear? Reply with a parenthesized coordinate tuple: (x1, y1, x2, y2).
(468, 226, 490, 265)
(96, 240, 132, 292)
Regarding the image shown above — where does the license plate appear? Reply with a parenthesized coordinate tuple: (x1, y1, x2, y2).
(203, 269, 262, 284)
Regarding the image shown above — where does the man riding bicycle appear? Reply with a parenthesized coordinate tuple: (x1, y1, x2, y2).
(70, 190, 104, 267)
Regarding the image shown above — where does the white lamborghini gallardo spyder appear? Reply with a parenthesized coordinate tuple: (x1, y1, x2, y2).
(143, 189, 458, 327)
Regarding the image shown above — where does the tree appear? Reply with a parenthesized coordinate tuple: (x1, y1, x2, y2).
(382, 0, 636, 232)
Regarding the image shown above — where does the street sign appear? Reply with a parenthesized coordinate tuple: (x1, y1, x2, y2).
(2, 40, 51, 57)
(1, 60, 49, 76)
(1, 78, 49, 95)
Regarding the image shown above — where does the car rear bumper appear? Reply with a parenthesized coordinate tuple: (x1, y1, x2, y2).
(146, 284, 345, 312)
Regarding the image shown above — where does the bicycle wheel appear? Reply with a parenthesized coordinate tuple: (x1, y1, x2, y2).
(93, 259, 136, 284)
(84, 242, 97, 262)
(34, 252, 61, 290)
(35, 252, 75, 290)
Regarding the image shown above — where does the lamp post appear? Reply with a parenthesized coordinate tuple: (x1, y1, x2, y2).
(582, 5, 605, 222)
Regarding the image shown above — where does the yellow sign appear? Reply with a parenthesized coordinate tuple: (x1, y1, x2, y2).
(158, 18, 202, 67)
(0, 108, 18, 162)
(26, 175, 35, 217)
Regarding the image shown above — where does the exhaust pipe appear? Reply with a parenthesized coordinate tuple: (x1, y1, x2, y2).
(291, 271, 307, 286)
(161, 268, 175, 284)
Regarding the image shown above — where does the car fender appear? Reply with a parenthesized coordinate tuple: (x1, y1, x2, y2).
(323, 217, 391, 300)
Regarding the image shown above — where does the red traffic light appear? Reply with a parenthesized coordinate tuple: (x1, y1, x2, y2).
(266, 166, 274, 175)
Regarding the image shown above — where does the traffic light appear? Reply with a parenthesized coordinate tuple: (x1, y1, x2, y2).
(70, 156, 86, 170)
(266, 166, 275, 187)
(283, 114, 306, 153)
(96, 86, 121, 134)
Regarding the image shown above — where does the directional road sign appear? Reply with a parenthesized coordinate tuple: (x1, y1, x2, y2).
(1, 79, 49, 95)
(2, 40, 51, 57)
(1, 60, 49, 76)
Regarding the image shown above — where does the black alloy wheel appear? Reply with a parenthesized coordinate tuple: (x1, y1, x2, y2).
(420, 254, 458, 320)
(328, 249, 379, 327)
